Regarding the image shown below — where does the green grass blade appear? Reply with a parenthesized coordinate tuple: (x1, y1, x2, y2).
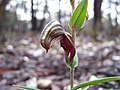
(13, 85, 39, 90)
(72, 76, 120, 90)
(69, 0, 88, 32)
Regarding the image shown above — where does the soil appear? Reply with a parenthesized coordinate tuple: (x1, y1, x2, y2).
(0, 32, 120, 90)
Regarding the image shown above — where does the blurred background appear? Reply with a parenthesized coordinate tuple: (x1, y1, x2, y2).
(0, 0, 120, 90)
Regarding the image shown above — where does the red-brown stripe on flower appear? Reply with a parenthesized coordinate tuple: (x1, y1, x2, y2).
(40, 21, 75, 64)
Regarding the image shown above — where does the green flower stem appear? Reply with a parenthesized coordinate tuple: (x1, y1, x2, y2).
(70, 63, 75, 89)
(70, 0, 75, 89)
(70, 25, 76, 89)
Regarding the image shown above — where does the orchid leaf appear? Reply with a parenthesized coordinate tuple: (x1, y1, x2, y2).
(13, 85, 38, 90)
(69, 0, 88, 32)
(40, 21, 75, 65)
(65, 58, 71, 68)
(72, 77, 120, 90)
(65, 51, 78, 68)
(73, 51, 78, 68)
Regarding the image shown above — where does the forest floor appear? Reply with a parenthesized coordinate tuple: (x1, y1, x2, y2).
(0, 31, 120, 90)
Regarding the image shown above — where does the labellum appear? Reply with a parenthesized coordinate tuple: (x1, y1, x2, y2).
(40, 21, 75, 64)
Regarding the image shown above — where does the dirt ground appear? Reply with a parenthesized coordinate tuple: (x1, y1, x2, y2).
(0, 32, 120, 90)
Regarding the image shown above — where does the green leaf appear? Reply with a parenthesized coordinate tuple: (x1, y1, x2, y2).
(65, 58, 71, 68)
(65, 51, 78, 68)
(72, 77, 120, 90)
(73, 51, 78, 68)
(13, 85, 39, 90)
(69, 0, 88, 32)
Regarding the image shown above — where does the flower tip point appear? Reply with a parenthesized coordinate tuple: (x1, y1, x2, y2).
(46, 49, 49, 53)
